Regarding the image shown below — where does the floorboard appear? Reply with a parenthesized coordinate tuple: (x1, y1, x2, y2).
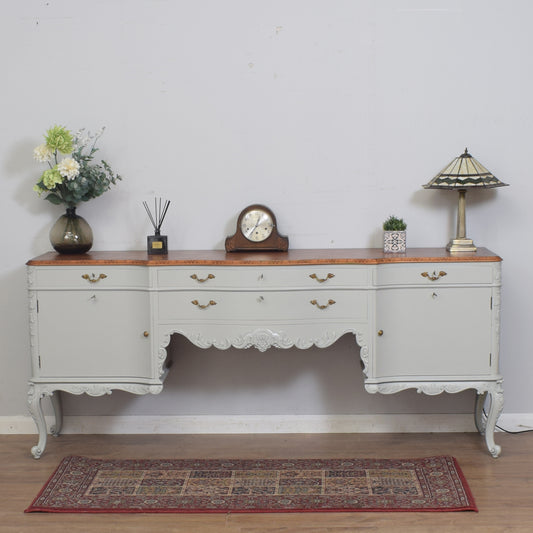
(1, 432, 532, 532)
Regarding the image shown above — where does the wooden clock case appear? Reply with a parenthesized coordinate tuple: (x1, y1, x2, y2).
(225, 204, 289, 252)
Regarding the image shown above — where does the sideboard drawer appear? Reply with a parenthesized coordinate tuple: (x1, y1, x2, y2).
(32, 266, 148, 290)
(156, 265, 370, 289)
(158, 290, 368, 322)
(375, 263, 496, 287)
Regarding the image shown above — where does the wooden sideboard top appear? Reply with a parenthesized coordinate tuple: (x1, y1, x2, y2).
(27, 248, 502, 266)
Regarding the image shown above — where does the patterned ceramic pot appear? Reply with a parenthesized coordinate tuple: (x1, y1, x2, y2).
(383, 230, 406, 253)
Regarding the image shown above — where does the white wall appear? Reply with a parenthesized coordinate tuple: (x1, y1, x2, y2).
(2, 0, 532, 427)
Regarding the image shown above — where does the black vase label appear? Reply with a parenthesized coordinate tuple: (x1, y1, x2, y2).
(147, 235, 168, 255)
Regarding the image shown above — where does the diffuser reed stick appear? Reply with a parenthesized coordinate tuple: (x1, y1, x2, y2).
(144, 197, 170, 254)
(143, 198, 170, 236)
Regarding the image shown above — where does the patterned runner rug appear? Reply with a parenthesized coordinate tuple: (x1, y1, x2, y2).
(26, 455, 477, 513)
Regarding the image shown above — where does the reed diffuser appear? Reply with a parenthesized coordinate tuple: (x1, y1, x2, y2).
(144, 198, 170, 255)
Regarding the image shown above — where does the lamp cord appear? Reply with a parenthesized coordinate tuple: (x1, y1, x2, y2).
(482, 408, 533, 434)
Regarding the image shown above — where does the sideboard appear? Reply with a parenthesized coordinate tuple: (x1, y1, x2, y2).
(26, 248, 504, 458)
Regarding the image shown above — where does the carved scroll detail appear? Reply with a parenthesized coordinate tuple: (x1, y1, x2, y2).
(365, 381, 498, 396)
(156, 328, 370, 383)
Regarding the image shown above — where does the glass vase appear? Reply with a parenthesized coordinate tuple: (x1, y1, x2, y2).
(49, 207, 93, 254)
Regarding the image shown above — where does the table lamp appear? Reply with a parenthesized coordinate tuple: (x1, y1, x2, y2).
(423, 148, 508, 252)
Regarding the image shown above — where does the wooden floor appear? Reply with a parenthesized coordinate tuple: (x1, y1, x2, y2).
(1, 432, 532, 532)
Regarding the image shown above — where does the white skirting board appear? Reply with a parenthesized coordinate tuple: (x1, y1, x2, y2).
(2, 413, 533, 435)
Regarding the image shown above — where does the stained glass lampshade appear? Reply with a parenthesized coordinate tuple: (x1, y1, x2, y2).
(423, 149, 508, 252)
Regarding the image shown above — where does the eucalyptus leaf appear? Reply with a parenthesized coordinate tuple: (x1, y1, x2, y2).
(45, 193, 63, 205)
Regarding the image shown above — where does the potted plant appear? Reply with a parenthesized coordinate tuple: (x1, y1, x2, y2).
(383, 215, 407, 253)
(33, 125, 122, 253)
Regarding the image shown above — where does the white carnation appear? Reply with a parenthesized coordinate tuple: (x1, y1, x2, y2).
(33, 143, 53, 163)
(57, 158, 80, 180)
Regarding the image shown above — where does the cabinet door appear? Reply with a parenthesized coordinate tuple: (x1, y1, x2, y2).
(36, 291, 152, 379)
(375, 287, 493, 378)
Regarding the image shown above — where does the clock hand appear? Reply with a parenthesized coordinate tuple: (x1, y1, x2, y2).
(244, 222, 258, 238)
(251, 215, 262, 232)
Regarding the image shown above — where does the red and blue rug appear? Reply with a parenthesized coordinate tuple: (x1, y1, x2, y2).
(26, 455, 477, 513)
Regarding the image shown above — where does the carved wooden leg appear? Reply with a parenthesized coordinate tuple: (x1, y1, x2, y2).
(484, 381, 504, 458)
(27, 384, 49, 459)
(474, 391, 487, 434)
(50, 391, 63, 437)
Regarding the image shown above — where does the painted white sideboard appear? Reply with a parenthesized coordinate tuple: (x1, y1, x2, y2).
(26, 248, 504, 458)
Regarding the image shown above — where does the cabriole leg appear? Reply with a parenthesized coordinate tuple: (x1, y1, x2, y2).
(27, 384, 49, 459)
(50, 391, 63, 437)
(484, 381, 504, 458)
(474, 391, 488, 434)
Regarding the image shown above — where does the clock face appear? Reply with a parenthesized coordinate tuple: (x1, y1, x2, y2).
(240, 209, 274, 242)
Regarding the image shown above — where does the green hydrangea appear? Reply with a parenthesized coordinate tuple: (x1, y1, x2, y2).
(33, 184, 45, 196)
(44, 125, 74, 154)
(41, 168, 64, 189)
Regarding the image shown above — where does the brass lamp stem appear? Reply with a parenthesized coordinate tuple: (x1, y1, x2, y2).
(457, 189, 466, 239)
(447, 188, 477, 253)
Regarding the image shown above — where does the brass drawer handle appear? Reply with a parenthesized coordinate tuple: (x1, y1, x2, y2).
(81, 273, 107, 283)
(378, 330, 384, 336)
(421, 271, 447, 281)
(310, 299, 336, 310)
(191, 299, 217, 309)
(190, 274, 215, 283)
(309, 273, 335, 283)
(143, 331, 150, 337)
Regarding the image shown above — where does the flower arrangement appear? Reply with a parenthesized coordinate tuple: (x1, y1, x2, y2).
(33, 125, 121, 207)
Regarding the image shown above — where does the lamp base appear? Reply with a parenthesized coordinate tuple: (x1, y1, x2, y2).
(446, 238, 477, 253)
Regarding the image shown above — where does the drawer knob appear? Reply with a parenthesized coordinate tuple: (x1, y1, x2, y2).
(143, 331, 150, 337)
(191, 299, 217, 309)
(82, 273, 107, 283)
(421, 271, 447, 281)
(309, 273, 335, 283)
(378, 330, 384, 336)
(310, 299, 336, 310)
(190, 274, 215, 283)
